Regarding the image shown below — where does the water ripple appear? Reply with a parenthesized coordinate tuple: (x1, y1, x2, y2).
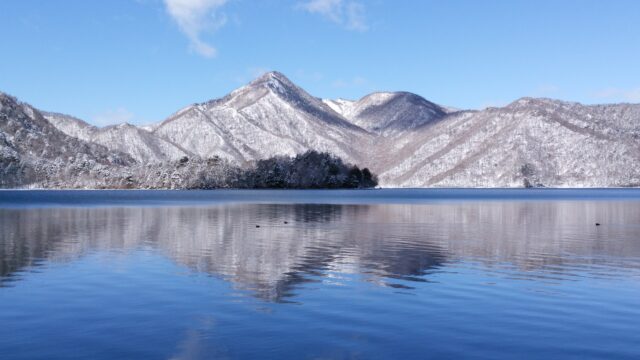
(1, 199, 640, 358)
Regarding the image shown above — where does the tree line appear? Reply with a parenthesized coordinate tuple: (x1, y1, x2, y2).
(236, 150, 378, 189)
(3, 150, 378, 189)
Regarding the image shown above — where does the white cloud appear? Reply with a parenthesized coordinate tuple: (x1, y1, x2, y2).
(343, 2, 367, 31)
(164, 0, 228, 58)
(593, 87, 640, 103)
(298, 0, 368, 32)
(93, 107, 134, 126)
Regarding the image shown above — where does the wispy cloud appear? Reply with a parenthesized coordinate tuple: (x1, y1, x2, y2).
(93, 107, 134, 126)
(164, 0, 228, 58)
(593, 87, 640, 103)
(298, 0, 368, 32)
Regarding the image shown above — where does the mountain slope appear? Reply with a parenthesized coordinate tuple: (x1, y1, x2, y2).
(324, 92, 448, 134)
(374, 98, 640, 187)
(45, 112, 191, 163)
(153, 72, 371, 164)
(2, 72, 640, 188)
(0, 93, 133, 187)
(43, 112, 97, 140)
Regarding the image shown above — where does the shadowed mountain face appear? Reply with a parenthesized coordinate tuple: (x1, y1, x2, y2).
(0, 93, 134, 187)
(324, 91, 448, 134)
(2, 200, 640, 301)
(3, 72, 640, 188)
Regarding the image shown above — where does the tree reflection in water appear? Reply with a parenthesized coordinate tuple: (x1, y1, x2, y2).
(1, 201, 640, 302)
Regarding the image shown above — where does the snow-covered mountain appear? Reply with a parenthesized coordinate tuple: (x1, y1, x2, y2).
(0, 93, 133, 187)
(152, 71, 369, 164)
(323, 91, 448, 134)
(43, 112, 97, 140)
(2, 72, 640, 188)
(44, 112, 191, 163)
(374, 98, 640, 187)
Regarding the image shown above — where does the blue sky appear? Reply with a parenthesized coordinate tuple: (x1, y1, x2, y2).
(1, 0, 639, 125)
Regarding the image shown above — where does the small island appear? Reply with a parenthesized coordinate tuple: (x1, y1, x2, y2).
(126, 150, 378, 190)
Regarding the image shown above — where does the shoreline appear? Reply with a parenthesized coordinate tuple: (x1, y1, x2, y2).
(2, 188, 640, 210)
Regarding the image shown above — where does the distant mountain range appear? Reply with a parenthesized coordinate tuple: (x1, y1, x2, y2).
(2, 71, 639, 188)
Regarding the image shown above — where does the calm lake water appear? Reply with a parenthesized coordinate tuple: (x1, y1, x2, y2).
(1, 189, 640, 359)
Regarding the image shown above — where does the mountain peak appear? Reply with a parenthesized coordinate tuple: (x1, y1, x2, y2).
(0, 92, 20, 108)
(506, 97, 580, 110)
(338, 91, 447, 133)
(255, 71, 288, 82)
(248, 71, 298, 93)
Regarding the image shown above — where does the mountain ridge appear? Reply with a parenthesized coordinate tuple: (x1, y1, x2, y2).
(2, 71, 639, 188)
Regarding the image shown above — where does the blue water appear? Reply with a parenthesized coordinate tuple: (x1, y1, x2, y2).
(1, 190, 640, 359)
(2, 188, 640, 208)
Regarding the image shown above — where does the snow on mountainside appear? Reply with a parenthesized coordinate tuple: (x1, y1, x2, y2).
(333, 92, 449, 134)
(322, 98, 355, 116)
(0, 93, 133, 187)
(153, 71, 370, 164)
(2, 72, 640, 188)
(90, 124, 191, 163)
(374, 98, 640, 187)
(44, 112, 190, 163)
(43, 112, 96, 140)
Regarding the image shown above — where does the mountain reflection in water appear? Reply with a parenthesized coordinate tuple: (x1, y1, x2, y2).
(2, 201, 639, 302)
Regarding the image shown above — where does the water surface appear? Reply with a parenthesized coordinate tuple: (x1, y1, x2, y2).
(1, 190, 640, 359)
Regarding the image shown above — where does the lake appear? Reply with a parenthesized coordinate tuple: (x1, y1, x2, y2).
(1, 189, 640, 359)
